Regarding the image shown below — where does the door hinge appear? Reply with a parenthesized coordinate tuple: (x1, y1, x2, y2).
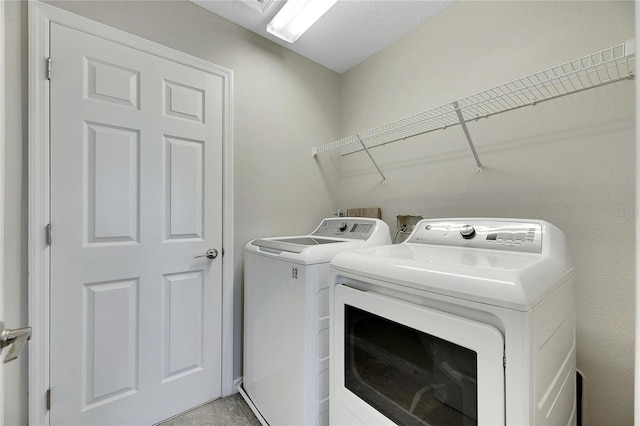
(46, 57, 52, 80)
(46, 224, 52, 245)
(46, 388, 51, 411)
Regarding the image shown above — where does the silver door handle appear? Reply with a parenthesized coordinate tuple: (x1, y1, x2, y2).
(0, 322, 32, 364)
(195, 248, 218, 260)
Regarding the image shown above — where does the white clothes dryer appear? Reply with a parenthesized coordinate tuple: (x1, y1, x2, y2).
(241, 218, 391, 426)
(329, 218, 576, 426)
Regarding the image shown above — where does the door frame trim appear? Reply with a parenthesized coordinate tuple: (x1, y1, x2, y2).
(28, 2, 235, 423)
(0, 0, 5, 420)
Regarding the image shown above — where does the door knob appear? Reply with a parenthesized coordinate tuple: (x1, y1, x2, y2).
(0, 322, 32, 364)
(195, 248, 218, 260)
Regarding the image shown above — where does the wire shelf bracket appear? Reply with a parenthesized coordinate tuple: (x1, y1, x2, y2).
(312, 39, 635, 180)
(453, 101, 483, 173)
(357, 136, 387, 184)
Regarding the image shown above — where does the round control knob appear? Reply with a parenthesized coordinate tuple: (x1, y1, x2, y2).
(338, 222, 348, 232)
(460, 224, 476, 239)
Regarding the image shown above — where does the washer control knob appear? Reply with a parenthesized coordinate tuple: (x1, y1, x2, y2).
(338, 222, 348, 232)
(460, 225, 476, 239)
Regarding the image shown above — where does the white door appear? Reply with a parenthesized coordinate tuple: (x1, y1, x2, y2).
(50, 22, 224, 425)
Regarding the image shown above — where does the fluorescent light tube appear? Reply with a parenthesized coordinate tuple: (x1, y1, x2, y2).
(267, 0, 339, 43)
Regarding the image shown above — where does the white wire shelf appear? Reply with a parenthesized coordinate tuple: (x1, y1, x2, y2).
(312, 39, 635, 180)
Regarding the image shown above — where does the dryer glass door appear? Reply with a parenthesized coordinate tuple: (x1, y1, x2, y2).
(333, 285, 505, 426)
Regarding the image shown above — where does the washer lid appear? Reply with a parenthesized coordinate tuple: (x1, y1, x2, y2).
(245, 218, 392, 264)
(251, 237, 348, 254)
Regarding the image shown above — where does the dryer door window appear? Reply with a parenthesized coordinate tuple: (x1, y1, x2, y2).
(345, 305, 478, 425)
(333, 285, 505, 426)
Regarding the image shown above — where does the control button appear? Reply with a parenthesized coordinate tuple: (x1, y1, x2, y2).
(460, 225, 476, 239)
(338, 222, 348, 232)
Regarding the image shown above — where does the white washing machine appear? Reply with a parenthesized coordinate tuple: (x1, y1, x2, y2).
(241, 217, 391, 426)
(329, 218, 576, 426)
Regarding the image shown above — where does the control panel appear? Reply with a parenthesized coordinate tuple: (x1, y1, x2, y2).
(312, 218, 377, 240)
(406, 219, 543, 253)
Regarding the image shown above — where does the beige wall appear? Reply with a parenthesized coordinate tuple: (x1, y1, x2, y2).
(337, 1, 635, 423)
(2, 0, 636, 424)
(3, 1, 340, 424)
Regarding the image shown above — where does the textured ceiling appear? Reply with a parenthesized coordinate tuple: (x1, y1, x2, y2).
(190, 0, 455, 74)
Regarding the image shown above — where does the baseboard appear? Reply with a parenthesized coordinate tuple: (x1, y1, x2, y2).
(237, 381, 268, 426)
(232, 376, 243, 393)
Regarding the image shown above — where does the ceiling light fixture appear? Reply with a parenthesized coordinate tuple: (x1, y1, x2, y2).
(267, 0, 339, 43)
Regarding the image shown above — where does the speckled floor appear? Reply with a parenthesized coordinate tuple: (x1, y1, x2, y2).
(158, 393, 261, 426)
